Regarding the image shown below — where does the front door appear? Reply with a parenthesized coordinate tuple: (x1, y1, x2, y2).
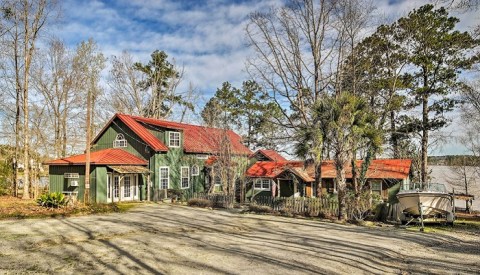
(107, 174, 139, 203)
(279, 179, 294, 197)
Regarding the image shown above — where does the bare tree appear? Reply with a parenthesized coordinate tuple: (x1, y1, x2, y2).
(1, 0, 59, 199)
(72, 39, 105, 203)
(32, 39, 80, 158)
(246, 0, 341, 200)
(108, 51, 146, 115)
(445, 157, 478, 212)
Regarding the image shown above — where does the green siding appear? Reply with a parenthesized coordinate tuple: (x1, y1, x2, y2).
(153, 148, 208, 199)
(95, 167, 108, 203)
(93, 118, 152, 160)
(48, 165, 96, 202)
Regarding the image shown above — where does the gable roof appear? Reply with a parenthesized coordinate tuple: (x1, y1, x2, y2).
(246, 159, 412, 181)
(92, 114, 168, 152)
(93, 113, 252, 156)
(44, 148, 148, 166)
(250, 149, 287, 162)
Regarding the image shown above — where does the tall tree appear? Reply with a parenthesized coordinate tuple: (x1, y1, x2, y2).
(32, 39, 80, 158)
(134, 50, 192, 119)
(1, 0, 59, 199)
(201, 82, 240, 129)
(395, 5, 479, 184)
(108, 51, 146, 115)
(246, 0, 374, 206)
(201, 81, 281, 150)
(315, 93, 374, 220)
(73, 39, 105, 204)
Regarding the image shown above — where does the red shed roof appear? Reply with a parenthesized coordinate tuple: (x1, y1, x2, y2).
(250, 149, 287, 162)
(246, 159, 412, 180)
(44, 148, 148, 166)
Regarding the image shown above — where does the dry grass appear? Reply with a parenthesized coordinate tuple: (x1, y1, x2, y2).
(187, 198, 213, 208)
(0, 196, 138, 220)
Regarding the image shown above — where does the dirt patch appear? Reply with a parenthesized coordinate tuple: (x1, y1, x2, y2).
(0, 203, 479, 274)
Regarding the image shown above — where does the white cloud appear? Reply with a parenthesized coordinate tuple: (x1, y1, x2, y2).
(49, 0, 479, 154)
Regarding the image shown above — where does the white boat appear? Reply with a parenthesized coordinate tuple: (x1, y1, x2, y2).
(397, 183, 455, 224)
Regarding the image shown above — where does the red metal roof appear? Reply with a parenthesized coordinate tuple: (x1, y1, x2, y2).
(117, 114, 169, 152)
(129, 115, 252, 155)
(249, 149, 287, 161)
(246, 161, 304, 179)
(44, 148, 148, 166)
(246, 159, 412, 180)
(91, 114, 168, 152)
(91, 113, 251, 155)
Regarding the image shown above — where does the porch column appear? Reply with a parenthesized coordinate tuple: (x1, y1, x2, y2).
(147, 174, 151, 202)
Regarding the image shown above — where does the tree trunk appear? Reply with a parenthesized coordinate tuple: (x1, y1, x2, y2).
(390, 110, 398, 158)
(421, 91, 429, 185)
(22, 23, 31, 200)
(336, 167, 347, 221)
(84, 86, 92, 204)
(315, 162, 322, 199)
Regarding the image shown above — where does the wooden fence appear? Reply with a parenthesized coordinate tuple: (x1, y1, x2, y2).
(189, 193, 235, 209)
(252, 196, 339, 216)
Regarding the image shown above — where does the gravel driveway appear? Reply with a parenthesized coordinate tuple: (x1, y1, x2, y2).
(0, 203, 478, 274)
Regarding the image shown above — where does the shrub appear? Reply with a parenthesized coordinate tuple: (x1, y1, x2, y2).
(37, 192, 68, 208)
(187, 198, 213, 208)
(0, 178, 9, 196)
(248, 204, 273, 214)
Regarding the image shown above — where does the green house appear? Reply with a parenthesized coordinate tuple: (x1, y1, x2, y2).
(45, 113, 252, 203)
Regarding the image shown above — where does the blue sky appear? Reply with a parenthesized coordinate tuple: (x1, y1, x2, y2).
(52, 0, 479, 155)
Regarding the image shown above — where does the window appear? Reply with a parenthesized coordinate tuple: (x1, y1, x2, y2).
(124, 176, 131, 197)
(168, 132, 180, 147)
(191, 165, 199, 176)
(64, 173, 79, 179)
(181, 166, 189, 189)
(113, 133, 127, 148)
(371, 181, 382, 195)
(114, 176, 120, 198)
(254, 179, 271, 190)
(214, 176, 222, 192)
(159, 167, 169, 189)
(196, 154, 208, 159)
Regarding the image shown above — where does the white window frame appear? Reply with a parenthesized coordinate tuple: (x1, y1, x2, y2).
(181, 166, 190, 189)
(168, 132, 180, 148)
(191, 165, 199, 176)
(159, 166, 170, 190)
(254, 179, 271, 191)
(196, 154, 208, 159)
(64, 173, 79, 179)
(113, 176, 120, 198)
(214, 176, 222, 192)
(113, 133, 127, 148)
(124, 176, 131, 198)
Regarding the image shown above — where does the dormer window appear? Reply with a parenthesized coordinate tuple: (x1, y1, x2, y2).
(169, 132, 180, 147)
(113, 133, 127, 148)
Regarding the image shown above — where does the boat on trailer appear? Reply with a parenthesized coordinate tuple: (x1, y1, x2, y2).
(397, 183, 455, 225)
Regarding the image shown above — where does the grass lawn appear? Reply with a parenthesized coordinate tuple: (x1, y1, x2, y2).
(404, 218, 480, 234)
(0, 196, 139, 220)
